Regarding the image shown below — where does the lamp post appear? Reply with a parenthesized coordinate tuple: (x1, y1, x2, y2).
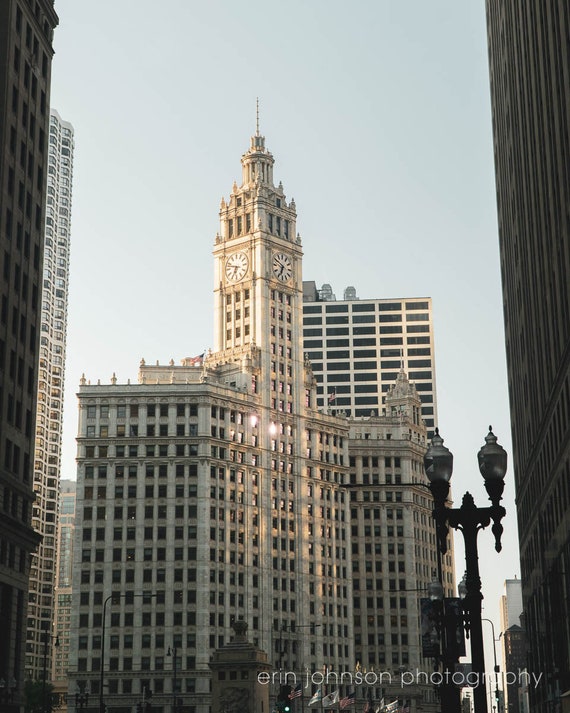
(167, 646, 178, 713)
(100, 592, 156, 713)
(76, 684, 89, 712)
(424, 427, 507, 713)
(99, 593, 116, 713)
(482, 619, 501, 713)
(42, 632, 60, 713)
(423, 576, 464, 713)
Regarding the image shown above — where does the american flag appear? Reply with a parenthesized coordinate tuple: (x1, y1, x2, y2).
(289, 684, 302, 700)
(328, 390, 336, 403)
(187, 352, 204, 365)
(340, 691, 356, 709)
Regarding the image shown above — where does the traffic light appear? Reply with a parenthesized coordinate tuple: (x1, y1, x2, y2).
(136, 704, 143, 713)
(276, 685, 291, 712)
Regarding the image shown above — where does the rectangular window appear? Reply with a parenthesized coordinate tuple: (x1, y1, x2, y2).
(406, 312, 429, 321)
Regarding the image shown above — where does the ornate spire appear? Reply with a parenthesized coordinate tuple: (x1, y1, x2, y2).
(240, 101, 274, 186)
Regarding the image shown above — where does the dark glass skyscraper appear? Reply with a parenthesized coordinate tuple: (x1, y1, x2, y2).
(0, 1, 58, 707)
(485, 3, 570, 711)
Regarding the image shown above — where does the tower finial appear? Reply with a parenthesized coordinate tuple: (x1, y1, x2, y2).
(256, 97, 260, 136)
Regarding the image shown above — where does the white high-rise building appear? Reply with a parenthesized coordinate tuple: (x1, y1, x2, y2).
(499, 578, 523, 632)
(26, 109, 74, 680)
(302, 283, 437, 435)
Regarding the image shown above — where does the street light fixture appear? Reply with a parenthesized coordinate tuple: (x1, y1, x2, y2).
(99, 592, 156, 713)
(42, 632, 60, 713)
(482, 618, 502, 713)
(424, 427, 507, 713)
(166, 646, 178, 713)
(76, 684, 89, 712)
(424, 575, 465, 713)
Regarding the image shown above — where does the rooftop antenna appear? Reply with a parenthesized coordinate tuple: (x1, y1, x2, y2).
(256, 97, 260, 136)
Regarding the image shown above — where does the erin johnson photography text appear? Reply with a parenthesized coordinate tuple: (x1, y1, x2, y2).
(258, 669, 544, 689)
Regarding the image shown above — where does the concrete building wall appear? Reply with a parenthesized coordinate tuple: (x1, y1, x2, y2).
(486, 3, 570, 709)
(0, 2, 58, 706)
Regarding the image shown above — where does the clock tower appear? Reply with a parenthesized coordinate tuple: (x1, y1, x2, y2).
(212, 123, 305, 414)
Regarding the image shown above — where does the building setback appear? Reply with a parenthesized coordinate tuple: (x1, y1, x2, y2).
(69, 128, 451, 713)
(0, 1, 58, 707)
(486, 3, 570, 711)
(26, 108, 74, 680)
(302, 282, 437, 434)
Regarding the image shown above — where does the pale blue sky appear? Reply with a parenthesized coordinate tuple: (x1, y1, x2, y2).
(51, 0, 519, 653)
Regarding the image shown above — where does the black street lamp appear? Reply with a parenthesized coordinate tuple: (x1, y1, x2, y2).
(42, 632, 60, 713)
(99, 592, 156, 713)
(99, 593, 116, 713)
(424, 427, 507, 713)
(482, 618, 501, 713)
(76, 684, 89, 712)
(167, 646, 178, 713)
(421, 567, 465, 713)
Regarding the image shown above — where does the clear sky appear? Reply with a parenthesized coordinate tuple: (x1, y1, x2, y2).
(51, 0, 520, 658)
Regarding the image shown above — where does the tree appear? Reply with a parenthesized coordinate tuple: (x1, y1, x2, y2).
(24, 679, 56, 713)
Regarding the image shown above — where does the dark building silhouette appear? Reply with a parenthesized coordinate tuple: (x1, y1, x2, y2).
(503, 625, 527, 713)
(0, 1, 58, 708)
(485, 3, 570, 712)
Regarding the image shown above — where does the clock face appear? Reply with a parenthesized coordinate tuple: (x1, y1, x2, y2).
(225, 252, 249, 282)
(272, 252, 293, 282)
